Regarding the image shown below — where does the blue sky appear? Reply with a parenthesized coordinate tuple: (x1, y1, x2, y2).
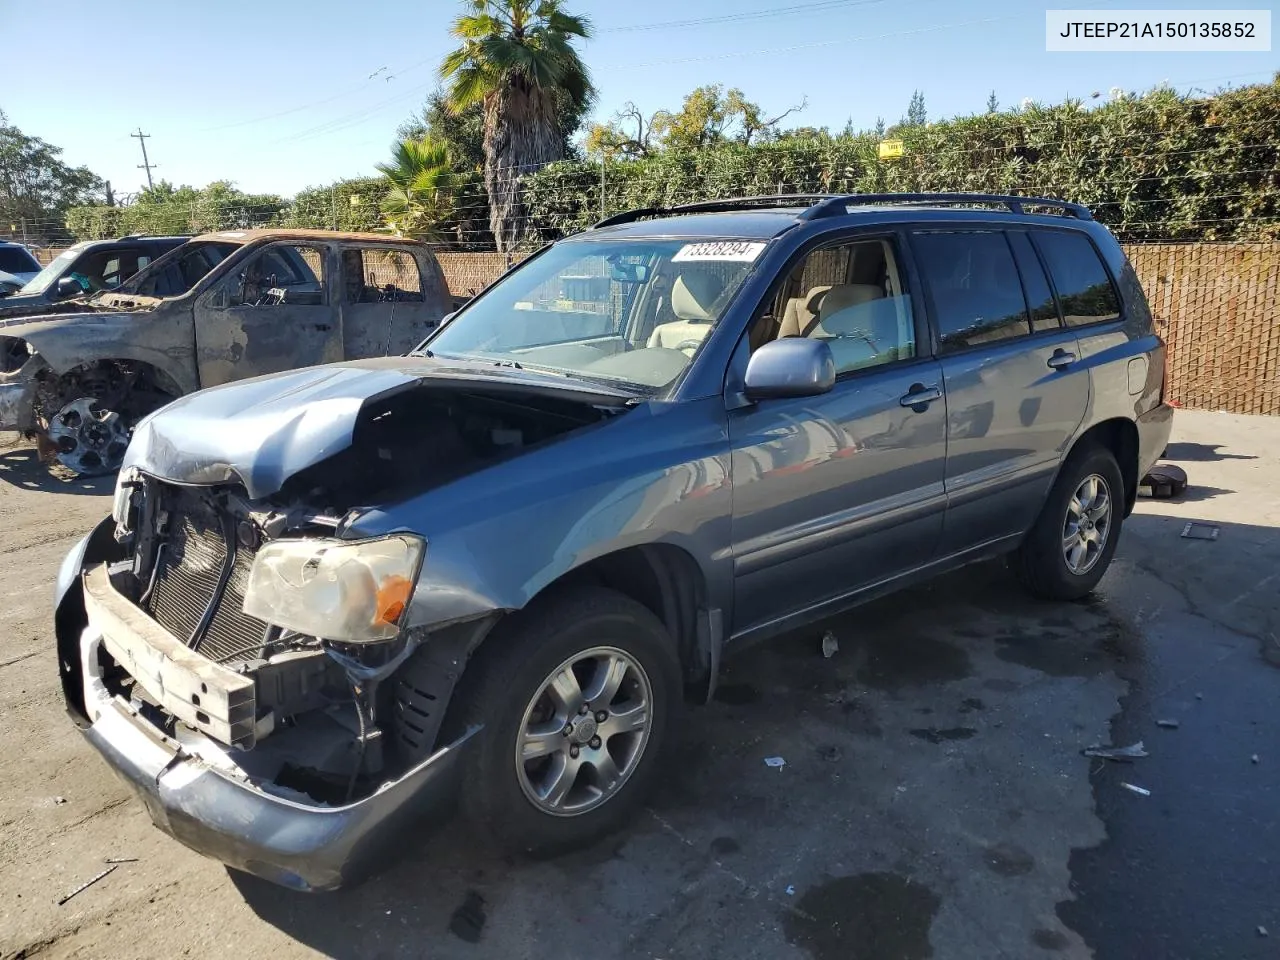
(10, 0, 1276, 198)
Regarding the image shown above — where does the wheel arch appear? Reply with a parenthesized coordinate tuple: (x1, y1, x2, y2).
(1068, 417, 1140, 515)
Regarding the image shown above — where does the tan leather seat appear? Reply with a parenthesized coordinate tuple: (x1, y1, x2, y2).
(777, 285, 833, 339)
(814, 283, 883, 330)
(647, 273, 725, 353)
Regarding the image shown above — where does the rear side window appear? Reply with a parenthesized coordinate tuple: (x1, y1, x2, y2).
(1007, 232, 1060, 333)
(1033, 230, 1121, 326)
(912, 231, 1029, 351)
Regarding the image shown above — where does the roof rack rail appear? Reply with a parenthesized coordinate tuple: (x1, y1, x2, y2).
(802, 193, 1092, 221)
(592, 194, 844, 229)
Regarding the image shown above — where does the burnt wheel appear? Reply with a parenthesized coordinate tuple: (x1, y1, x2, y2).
(46, 397, 132, 475)
(446, 587, 680, 855)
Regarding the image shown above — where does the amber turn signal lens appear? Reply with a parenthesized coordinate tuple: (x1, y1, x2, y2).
(374, 574, 413, 625)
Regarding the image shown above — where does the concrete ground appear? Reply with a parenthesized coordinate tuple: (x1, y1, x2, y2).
(0, 409, 1275, 960)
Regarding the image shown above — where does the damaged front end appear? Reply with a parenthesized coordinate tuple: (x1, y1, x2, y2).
(66, 473, 483, 890)
(58, 360, 627, 889)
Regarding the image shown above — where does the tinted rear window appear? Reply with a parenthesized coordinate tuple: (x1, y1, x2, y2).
(912, 231, 1030, 351)
(1033, 230, 1121, 327)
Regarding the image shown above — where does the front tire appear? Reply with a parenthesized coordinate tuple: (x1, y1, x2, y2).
(1011, 444, 1125, 601)
(448, 587, 681, 855)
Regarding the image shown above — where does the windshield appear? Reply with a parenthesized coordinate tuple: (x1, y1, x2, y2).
(17, 246, 83, 295)
(426, 238, 765, 390)
(120, 240, 242, 297)
(0, 245, 40, 276)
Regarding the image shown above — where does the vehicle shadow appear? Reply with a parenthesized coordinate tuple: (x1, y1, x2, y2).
(0, 443, 113, 495)
(1163, 441, 1256, 462)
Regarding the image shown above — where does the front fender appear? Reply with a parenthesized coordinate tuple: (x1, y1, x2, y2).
(0, 310, 199, 395)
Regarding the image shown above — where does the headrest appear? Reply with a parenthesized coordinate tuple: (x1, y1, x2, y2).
(672, 273, 725, 322)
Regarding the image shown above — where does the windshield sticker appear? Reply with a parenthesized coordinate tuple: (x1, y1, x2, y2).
(672, 241, 767, 263)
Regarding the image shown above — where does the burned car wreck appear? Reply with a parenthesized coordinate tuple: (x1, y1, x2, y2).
(55, 195, 1172, 892)
(1, 229, 448, 474)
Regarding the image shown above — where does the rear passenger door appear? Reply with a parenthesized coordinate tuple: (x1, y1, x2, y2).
(909, 228, 1087, 555)
(338, 245, 441, 357)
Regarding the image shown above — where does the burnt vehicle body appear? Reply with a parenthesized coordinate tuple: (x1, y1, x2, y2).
(0, 236, 189, 316)
(1, 229, 449, 473)
(54, 194, 1174, 891)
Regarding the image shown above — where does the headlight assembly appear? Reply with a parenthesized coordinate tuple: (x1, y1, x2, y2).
(242, 535, 424, 643)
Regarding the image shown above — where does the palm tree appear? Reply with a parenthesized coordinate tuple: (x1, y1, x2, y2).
(440, 0, 593, 252)
(376, 138, 454, 241)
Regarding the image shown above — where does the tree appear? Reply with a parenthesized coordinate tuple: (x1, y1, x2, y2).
(0, 110, 103, 240)
(375, 138, 455, 240)
(904, 90, 927, 126)
(440, 0, 594, 252)
(986, 90, 999, 114)
(587, 85, 806, 157)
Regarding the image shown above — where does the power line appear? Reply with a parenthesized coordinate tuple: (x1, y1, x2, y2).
(131, 128, 156, 190)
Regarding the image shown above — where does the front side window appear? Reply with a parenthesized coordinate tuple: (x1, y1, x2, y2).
(232, 244, 326, 306)
(756, 236, 916, 375)
(1033, 230, 1121, 327)
(427, 238, 764, 390)
(912, 231, 1030, 351)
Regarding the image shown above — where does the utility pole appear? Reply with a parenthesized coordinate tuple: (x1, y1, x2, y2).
(131, 128, 156, 190)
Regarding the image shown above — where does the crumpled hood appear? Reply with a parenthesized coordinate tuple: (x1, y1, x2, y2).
(123, 356, 633, 499)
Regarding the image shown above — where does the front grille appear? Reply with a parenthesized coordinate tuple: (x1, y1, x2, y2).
(144, 492, 270, 663)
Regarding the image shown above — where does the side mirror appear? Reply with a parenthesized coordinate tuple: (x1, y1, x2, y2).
(55, 276, 82, 299)
(743, 338, 836, 401)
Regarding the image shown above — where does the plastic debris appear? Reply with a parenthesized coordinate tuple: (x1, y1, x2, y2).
(821, 631, 839, 659)
(104, 857, 138, 864)
(1083, 741, 1149, 761)
(1259, 926, 1269, 937)
(1181, 522, 1220, 541)
(1155, 719, 1180, 729)
(764, 756, 786, 770)
(785, 885, 796, 896)
(1120, 782, 1151, 797)
(1195, 693, 1204, 700)
(53, 796, 66, 805)
(56, 864, 118, 906)
(1252, 754, 1260, 764)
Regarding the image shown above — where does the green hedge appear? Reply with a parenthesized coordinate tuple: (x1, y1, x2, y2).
(524, 79, 1280, 243)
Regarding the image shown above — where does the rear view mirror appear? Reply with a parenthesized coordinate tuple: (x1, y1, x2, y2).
(607, 259, 649, 284)
(55, 276, 82, 299)
(743, 338, 836, 400)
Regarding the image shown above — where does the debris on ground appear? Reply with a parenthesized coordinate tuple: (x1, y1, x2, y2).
(785, 885, 796, 895)
(1156, 719, 1180, 729)
(764, 756, 786, 770)
(1120, 782, 1151, 797)
(1196, 693, 1204, 700)
(1138, 463, 1188, 498)
(821, 630, 839, 659)
(1181, 522, 1220, 541)
(1252, 754, 1260, 764)
(1083, 741, 1149, 761)
(1259, 926, 1269, 937)
(53, 796, 66, 805)
(818, 745, 842, 763)
(104, 857, 138, 864)
(56, 864, 119, 905)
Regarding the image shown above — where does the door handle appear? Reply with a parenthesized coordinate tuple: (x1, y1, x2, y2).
(1047, 349, 1076, 370)
(899, 383, 942, 408)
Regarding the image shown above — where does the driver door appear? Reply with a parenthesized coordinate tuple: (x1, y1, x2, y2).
(195, 242, 343, 387)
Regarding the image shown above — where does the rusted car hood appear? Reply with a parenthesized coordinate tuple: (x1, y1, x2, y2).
(123, 356, 634, 499)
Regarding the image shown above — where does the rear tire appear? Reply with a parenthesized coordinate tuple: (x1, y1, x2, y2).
(1011, 444, 1125, 601)
(447, 587, 681, 856)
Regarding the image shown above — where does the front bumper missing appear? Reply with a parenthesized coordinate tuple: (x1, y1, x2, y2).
(76, 564, 477, 892)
